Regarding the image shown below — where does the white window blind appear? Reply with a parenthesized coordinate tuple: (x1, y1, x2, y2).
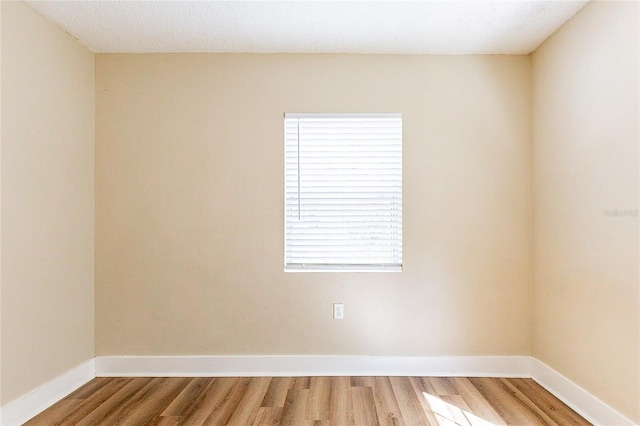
(284, 113, 402, 272)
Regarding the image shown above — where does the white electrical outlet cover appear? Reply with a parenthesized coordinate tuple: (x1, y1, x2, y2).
(333, 303, 344, 319)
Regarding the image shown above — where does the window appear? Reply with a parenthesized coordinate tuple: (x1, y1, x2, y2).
(284, 113, 403, 272)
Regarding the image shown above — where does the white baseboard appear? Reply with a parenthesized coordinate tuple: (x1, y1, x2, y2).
(0, 359, 95, 426)
(531, 358, 636, 426)
(95, 355, 531, 378)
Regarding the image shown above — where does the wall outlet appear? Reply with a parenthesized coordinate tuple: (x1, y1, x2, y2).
(333, 303, 344, 320)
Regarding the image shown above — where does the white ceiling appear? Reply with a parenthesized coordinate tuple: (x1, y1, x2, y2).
(26, 1, 589, 55)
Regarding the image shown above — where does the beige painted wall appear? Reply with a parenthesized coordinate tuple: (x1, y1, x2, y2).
(532, 1, 639, 422)
(0, 1, 95, 405)
(95, 54, 532, 357)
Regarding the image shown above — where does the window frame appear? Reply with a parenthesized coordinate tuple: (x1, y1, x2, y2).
(283, 112, 403, 273)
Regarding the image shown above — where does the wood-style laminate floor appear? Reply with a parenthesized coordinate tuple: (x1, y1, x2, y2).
(24, 376, 591, 425)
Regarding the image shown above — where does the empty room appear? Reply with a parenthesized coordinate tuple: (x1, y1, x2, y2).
(1, 0, 638, 425)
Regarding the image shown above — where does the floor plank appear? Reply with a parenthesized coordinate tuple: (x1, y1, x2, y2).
(203, 377, 251, 426)
(505, 378, 591, 426)
(390, 377, 433, 426)
(160, 378, 207, 417)
(261, 377, 292, 408)
(352, 386, 380, 426)
(306, 377, 331, 421)
(179, 378, 234, 425)
(72, 377, 155, 426)
(372, 376, 402, 423)
(468, 377, 553, 425)
(24, 375, 592, 425)
(251, 406, 283, 425)
(329, 376, 354, 425)
(226, 377, 271, 425)
(280, 388, 310, 425)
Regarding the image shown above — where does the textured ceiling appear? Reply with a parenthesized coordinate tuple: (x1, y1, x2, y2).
(26, 1, 588, 54)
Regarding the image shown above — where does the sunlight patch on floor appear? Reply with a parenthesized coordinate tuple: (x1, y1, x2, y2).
(423, 392, 498, 426)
